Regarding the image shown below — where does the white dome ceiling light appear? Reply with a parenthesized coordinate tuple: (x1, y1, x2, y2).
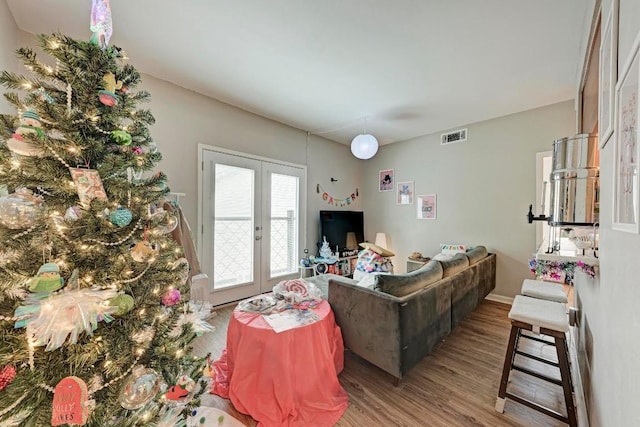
(350, 134, 379, 159)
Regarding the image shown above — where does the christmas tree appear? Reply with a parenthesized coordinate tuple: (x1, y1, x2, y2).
(0, 8, 209, 427)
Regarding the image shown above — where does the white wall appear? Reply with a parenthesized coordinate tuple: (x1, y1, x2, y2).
(0, 0, 19, 112)
(574, 0, 640, 425)
(362, 100, 576, 297)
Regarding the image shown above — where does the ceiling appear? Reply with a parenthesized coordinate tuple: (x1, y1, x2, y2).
(6, 0, 590, 145)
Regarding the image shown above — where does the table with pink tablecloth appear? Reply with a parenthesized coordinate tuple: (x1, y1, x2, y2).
(211, 299, 349, 427)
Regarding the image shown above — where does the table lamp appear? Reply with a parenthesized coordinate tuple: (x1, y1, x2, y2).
(345, 232, 357, 249)
(375, 232, 388, 250)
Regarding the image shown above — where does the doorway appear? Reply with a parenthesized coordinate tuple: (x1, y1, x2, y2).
(198, 146, 306, 305)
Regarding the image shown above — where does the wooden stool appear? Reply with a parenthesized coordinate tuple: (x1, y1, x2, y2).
(495, 295, 576, 426)
(521, 279, 568, 303)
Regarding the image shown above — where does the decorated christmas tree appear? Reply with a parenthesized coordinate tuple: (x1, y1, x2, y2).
(0, 3, 210, 426)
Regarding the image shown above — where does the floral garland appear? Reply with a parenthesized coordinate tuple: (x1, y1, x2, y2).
(528, 258, 597, 285)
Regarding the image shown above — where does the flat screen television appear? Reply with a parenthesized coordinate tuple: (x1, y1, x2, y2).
(319, 210, 364, 255)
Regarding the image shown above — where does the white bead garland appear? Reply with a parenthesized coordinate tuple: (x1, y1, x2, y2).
(66, 83, 72, 117)
(85, 218, 143, 246)
(47, 146, 72, 169)
(11, 225, 36, 240)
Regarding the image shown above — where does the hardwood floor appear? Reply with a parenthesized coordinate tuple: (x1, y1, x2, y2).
(193, 300, 573, 426)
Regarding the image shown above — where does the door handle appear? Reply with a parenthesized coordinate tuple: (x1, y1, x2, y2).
(255, 235, 262, 240)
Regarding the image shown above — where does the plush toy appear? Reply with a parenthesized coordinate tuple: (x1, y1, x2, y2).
(28, 263, 64, 293)
(6, 109, 45, 156)
(98, 72, 122, 106)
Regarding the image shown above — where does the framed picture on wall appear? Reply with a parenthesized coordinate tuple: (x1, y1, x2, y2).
(417, 194, 436, 220)
(379, 169, 394, 192)
(612, 32, 640, 233)
(599, 0, 618, 148)
(397, 181, 414, 204)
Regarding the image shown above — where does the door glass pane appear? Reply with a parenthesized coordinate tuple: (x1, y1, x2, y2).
(270, 173, 299, 277)
(214, 164, 254, 288)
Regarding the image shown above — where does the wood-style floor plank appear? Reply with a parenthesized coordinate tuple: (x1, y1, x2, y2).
(192, 300, 572, 426)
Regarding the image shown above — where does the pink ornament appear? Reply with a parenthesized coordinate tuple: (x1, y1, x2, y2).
(132, 147, 143, 154)
(162, 289, 181, 306)
(0, 365, 16, 391)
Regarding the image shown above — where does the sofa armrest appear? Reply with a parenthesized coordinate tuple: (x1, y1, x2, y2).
(328, 278, 403, 378)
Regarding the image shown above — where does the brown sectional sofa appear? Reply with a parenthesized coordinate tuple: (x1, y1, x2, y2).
(326, 246, 496, 382)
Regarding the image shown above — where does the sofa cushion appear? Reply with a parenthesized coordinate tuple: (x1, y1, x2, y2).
(465, 246, 488, 265)
(374, 260, 443, 297)
(437, 253, 469, 278)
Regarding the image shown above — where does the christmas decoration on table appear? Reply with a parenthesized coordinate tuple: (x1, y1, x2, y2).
(27, 262, 64, 293)
(168, 301, 216, 338)
(109, 206, 133, 227)
(51, 376, 90, 426)
(0, 188, 45, 229)
(69, 167, 108, 206)
(15, 270, 117, 351)
(0, 11, 208, 423)
(5, 109, 45, 156)
(98, 72, 122, 106)
(528, 257, 597, 285)
(165, 375, 196, 404)
(118, 366, 161, 410)
(0, 366, 16, 392)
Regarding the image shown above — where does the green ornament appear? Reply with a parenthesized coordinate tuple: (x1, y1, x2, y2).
(111, 130, 132, 146)
(109, 294, 135, 316)
(28, 263, 64, 293)
(109, 207, 132, 227)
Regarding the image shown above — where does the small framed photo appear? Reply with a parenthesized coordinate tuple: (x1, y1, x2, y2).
(599, 0, 618, 148)
(417, 194, 436, 220)
(612, 31, 640, 233)
(379, 169, 394, 192)
(397, 181, 414, 204)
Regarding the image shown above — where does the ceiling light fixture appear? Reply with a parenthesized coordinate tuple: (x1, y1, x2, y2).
(351, 117, 378, 160)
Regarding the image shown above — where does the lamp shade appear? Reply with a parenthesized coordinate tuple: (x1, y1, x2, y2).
(351, 134, 379, 159)
(374, 232, 388, 250)
(345, 232, 357, 249)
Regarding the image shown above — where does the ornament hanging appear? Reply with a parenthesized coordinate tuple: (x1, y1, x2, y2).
(119, 366, 161, 410)
(64, 205, 82, 221)
(161, 289, 181, 307)
(98, 72, 122, 106)
(165, 375, 196, 405)
(130, 239, 159, 263)
(111, 129, 132, 146)
(0, 188, 45, 229)
(6, 109, 45, 156)
(28, 262, 64, 293)
(109, 206, 133, 227)
(0, 365, 16, 391)
(108, 293, 135, 316)
(51, 376, 90, 426)
(69, 167, 108, 206)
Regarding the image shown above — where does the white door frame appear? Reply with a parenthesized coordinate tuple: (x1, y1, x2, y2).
(197, 144, 307, 301)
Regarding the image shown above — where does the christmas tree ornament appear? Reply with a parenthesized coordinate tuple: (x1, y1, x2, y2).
(111, 129, 132, 146)
(69, 167, 108, 206)
(89, 0, 113, 49)
(15, 271, 117, 351)
(108, 293, 134, 316)
(119, 366, 161, 410)
(161, 289, 181, 307)
(98, 72, 122, 106)
(0, 188, 45, 229)
(169, 301, 215, 338)
(130, 240, 159, 263)
(109, 206, 133, 227)
(51, 376, 90, 426)
(165, 375, 195, 404)
(202, 355, 214, 378)
(28, 262, 64, 293)
(0, 365, 16, 391)
(157, 211, 179, 234)
(6, 109, 45, 157)
(64, 205, 82, 221)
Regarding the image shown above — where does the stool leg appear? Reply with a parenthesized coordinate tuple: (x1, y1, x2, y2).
(496, 325, 519, 413)
(555, 335, 577, 427)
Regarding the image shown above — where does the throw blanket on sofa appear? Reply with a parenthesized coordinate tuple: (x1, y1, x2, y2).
(355, 249, 394, 275)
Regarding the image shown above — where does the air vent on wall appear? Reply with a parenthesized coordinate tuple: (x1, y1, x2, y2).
(441, 128, 468, 145)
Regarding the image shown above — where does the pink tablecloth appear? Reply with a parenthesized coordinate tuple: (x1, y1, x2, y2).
(211, 299, 349, 427)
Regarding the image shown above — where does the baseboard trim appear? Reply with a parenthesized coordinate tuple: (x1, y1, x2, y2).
(485, 293, 514, 305)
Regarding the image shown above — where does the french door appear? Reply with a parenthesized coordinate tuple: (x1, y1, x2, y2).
(199, 147, 306, 305)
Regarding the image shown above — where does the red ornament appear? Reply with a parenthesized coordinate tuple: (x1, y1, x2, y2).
(51, 376, 89, 426)
(0, 365, 16, 391)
